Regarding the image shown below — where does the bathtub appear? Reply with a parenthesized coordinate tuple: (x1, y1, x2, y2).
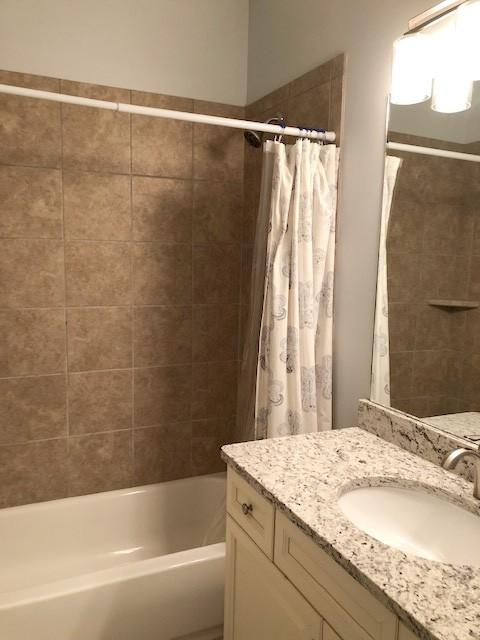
(0, 473, 226, 640)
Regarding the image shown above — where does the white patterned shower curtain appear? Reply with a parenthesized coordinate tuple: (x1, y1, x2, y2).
(254, 140, 339, 439)
(370, 155, 402, 406)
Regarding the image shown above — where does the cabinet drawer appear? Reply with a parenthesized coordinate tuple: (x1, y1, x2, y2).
(274, 511, 396, 640)
(226, 467, 275, 558)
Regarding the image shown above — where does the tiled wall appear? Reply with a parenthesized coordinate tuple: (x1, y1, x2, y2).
(236, 55, 345, 441)
(0, 57, 344, 507)
(387, 132, 480, 417)
(0, 70, 244, 507)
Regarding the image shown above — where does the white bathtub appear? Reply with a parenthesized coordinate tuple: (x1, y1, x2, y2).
(0, 473, 226, 640)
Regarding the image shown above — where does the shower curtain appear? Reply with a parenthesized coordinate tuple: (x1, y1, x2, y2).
(238, 139, 339, 440)
(370, 155, 402, 406)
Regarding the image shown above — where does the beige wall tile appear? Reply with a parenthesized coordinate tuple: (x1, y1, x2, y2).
(191, 417, 232, 475)
(193, 125, 244, 183)
(387, 252, 420, 303)
(289, 61, 332, 98)
(469, 256, 480, 298)
(419, 254, 470, 301)
(387, 199, 424, 254)
(67, 307, 132, 372)
(193, 181, 242, 243)
(328, 74, 344, 143)
(0, 308, 66, 376)
(389, 352, 414, 400)
(466, 309, 480, 353)
(0, 71, 61, 168)
(288, 82, 330, 131)
(0, 165, 62, 239)
(68, 370, 132, 435)
(132, 176, 192, 242)
(463, 353, 480, 400)
(134, 365, 191, 426)
(0, 375, 67, 445)
(0, 438, 68, 508)
(0, 239, 65, 307)
(388, 303, 418, 353)
(68, 430, 132, 496)
(391, 396, 431, 418)
(134, 306, 192, 367)
(131, 91, 193, 179)
(193, 99, 244, 183)
(246, 85, 290, 118)
(240, 245, 253, 308)
(192, 304, 239, 362)
(61, 81, 130, 174)
(192, 361, 237, 420)
(415, 306, 451, 351)
(134, 243, 192, 305)
(412, 350, 447, 396)
(423, 204, 474, 256)
(193, 244, 241, 304)
(444, 350, 465, 399)
(472, 216, 480, 256)
(65, 241, 132, 306)
(133, 423, 192, 484)
(242, 178, 261, 244)
(63, 172, 131, 241)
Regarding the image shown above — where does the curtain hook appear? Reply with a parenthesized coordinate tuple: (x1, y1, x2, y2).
(274, 118, 286, 143)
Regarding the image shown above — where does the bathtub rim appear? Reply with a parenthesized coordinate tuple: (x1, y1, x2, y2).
(0, 471, 226, 516)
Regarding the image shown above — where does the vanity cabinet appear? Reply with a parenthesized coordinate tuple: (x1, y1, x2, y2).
(224, 514, 322, 639)
(224, 468, 421, 640)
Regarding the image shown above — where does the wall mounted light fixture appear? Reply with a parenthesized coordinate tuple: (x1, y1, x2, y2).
(391, 0, 480, 113)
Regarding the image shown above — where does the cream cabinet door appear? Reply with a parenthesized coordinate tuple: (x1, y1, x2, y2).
(224, 515, 322, 640)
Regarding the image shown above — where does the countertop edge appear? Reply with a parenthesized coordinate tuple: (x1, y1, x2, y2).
(221, 444, 438, 640)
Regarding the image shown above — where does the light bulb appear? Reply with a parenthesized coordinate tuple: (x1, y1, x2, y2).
(430, 15, 473, 113)
(431, 76, 473, 113)
(390, 33, 432, 105)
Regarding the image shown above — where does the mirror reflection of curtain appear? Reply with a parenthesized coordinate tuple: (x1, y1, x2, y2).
(237, 140, 339, 440)
(370, 155, 402, 406)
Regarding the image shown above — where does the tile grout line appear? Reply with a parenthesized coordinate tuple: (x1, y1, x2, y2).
(59, 96, 72, 498)
(190, 104, 195, 474)
(129, 93, 135, 485)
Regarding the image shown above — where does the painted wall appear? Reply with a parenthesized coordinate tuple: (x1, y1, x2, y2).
(0, 0, 249, 104)
(248, 0, 434, 426)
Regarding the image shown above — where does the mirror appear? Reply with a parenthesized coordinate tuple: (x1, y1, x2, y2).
(371, 1, 480, 445)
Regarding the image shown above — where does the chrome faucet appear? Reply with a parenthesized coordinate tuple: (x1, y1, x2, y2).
(443, 446, 480, 499)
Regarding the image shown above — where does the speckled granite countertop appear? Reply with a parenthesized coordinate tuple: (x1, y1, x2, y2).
(221, 428, 480, 640)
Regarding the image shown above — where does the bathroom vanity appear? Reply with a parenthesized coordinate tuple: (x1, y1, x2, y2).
(221, 427, 480, 640)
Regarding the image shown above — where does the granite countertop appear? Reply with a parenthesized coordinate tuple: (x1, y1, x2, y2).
(221, 427, 480, 640)
(423, 412, 480, 442)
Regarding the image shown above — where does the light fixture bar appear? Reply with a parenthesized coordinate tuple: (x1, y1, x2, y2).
(407, 0, 466, 32)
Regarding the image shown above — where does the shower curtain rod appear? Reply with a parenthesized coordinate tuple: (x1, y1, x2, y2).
(387, 141, 480, 163)
(0, 83, 336, 143)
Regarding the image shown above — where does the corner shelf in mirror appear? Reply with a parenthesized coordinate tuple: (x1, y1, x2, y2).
(428, 299, 479, 310)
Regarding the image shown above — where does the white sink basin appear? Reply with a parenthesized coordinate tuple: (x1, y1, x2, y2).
(338, 485, 480, 567)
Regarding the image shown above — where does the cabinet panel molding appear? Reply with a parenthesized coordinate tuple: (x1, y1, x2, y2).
(226, 467, 275, 558)
(274, 511, 396, 640)
(224, 514, 322, 640)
